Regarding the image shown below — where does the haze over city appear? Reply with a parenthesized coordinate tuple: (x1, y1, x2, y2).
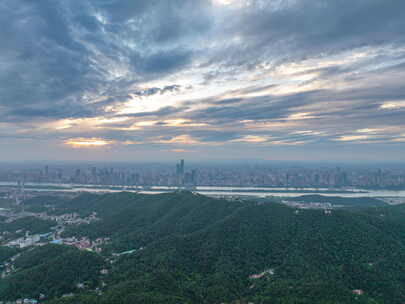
(1, 0, 405, 162)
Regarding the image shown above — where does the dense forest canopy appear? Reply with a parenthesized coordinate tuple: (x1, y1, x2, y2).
(0, 192, 404, 303)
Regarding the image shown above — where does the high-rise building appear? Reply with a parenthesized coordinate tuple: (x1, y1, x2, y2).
(176, 159, 185, 187)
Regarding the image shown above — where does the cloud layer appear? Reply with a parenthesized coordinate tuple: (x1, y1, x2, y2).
(1, 0, 405, 161)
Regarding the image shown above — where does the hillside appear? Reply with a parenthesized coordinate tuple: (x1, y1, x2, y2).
(2, 192, 404, 304)
(0, 244, 106, 301)
(0, 216, 56, 242)
(283, 194, 387, 207)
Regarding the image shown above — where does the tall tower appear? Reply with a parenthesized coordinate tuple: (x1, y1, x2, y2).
(176, 159, 185, 188)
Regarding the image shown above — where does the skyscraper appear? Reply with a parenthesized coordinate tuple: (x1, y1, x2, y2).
(176, 159, 185, 187)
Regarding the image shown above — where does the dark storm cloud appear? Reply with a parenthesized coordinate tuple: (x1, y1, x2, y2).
(131, 49, 194, 75)
(0, 0, 210, 121)
(2, 0, 405, 122)
(0, 1, 98, 120)
(214, 0, 405, 68)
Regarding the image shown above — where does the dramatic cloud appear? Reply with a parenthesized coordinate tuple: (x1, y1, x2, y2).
(1, 0, 405, 161)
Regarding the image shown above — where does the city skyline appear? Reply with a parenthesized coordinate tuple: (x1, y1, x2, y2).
(2, 160, 405, 190)
(1, 1, 405, 162)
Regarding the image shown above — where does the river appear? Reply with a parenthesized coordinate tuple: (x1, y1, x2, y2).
(1, 181, 405, 198)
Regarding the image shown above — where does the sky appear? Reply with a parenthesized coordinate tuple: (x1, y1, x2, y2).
(1, 0, 405, 162)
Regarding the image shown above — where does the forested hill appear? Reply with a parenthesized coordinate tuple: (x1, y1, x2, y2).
(2, 192, 405, 304)
(283, 194, 387, 207)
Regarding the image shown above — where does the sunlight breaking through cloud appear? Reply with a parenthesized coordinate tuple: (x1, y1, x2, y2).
(64, 138, 113, 148)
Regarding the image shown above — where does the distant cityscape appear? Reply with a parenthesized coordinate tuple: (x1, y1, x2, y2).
(0, 161, 405, 190)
